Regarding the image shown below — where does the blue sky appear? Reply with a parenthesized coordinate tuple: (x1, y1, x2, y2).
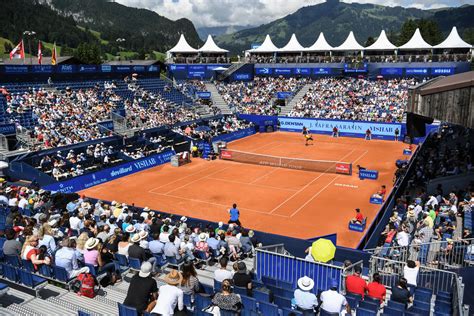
(116, 0, 474, 27)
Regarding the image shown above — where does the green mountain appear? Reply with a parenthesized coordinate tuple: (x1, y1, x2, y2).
(216, 0, 474, 54)
(0, 0, 202, 59)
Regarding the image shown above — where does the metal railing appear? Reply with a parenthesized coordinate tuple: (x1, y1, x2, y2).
(365, 238, 474, 268)
(341, 260, 364, 294)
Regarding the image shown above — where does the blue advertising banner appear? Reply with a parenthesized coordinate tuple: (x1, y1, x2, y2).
(57, 64, 76, 73)
(78, 65, 98, 73)
(169, 65, 187, 71)
(380, 68, 403, 76)
(4, 66, 29, 74)
(31, 65, 54, 73)
(405, 68, 429, 75)
(255, 68, 272, 75)
(274, 68, 292, 75)
(344, 63, 368, 73)
(115, 65, 132, 72)
(206, 65, 225, 71)
(403, 149, 412, 155)
(359, 169, 379, 180)
(147, 65, 159, 72)
(431, 67, 454, 75)
(293, 68, 311, 75)
(313, 68, 332, 75)
(278, 117, 402, 139)
(43, 150, 175, 193)
(196, 141, 211, 159)
(101, 65, 112, 73)
(370, 197, 383, 204)
(196, 91, 211, 99)
(233, 73, 251, 80)
(276, 92, 293, 99)
(97, 120, 114, 132)
(188, 65, 206, 77)
(0, 124, 16, 135)
(132, 65, 146, 72)
(212, 127, 256, 143)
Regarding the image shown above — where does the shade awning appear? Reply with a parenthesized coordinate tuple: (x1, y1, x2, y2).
(167, 34, 198, 54)
(434, 27, 472, 49)
(365, 30, 397, 51)
(198, 35, 229, 53)
(249, 34, 279, 53)
(306, 32, 333, 51)
(279, 33, 305, 52)
(398, 28, 432, 50)
(334, 31, 364, 51)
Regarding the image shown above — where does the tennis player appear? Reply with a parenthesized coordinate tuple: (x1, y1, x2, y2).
(302, 127, 313, 146)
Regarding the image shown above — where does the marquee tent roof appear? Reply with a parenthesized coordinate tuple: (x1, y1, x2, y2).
(365, 30, 397, 51)
(398, 28, 432, 50)
(434, 27, 472, 49)
(306, 32, 333, 51)
(167, 34, 198, 53)
(198, 35, 229, 53)
(249, 34, 279, 53)
(279, 33, 305, 52)
(333, 31, 364, 51)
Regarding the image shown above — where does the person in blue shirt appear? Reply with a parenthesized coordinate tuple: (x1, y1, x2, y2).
(228, 203, 241, 226)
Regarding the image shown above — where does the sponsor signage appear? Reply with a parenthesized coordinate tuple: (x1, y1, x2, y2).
(403, 149, 412, 155)
(212, 127, 256, 143)
(31, 65, 53, 73)
(206, 65, 225, 70)
(380, 68, 403, 76)
(147, 65, 159, 72)
(43, 150, 175, 193)
(4, 65, 29, 73)
(196, 91, 211, 99)
(220, 150, 232, 159)
(405, 68, 429, 75)
(274, 68, 292, 75)
(359, 169, 379, 180)
(431, 67, 454, 75)
(78, 65, 98, 73)
(255, 68, 272, 75)
(188, 65, 205, 77)
(276, 92, 293, 99)
(0, 124, 16, 135)
(115, 65, 132, 72)
(336, 163, 352, 175)
(313, 68, 332, 75)
(279, 117, 402, 138)
(370, 196, 383, 204)
(344, 63, 368, 73)
(233, 73, 251, 80)
(57, 65, 75, 73)
(169, 65, 187, 71)
(101, 65, 112, 73)
(132, 65, 145, 72)
(293, 68, 311, 75)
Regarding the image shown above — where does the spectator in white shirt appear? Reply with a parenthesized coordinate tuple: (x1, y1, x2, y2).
(320, 279, 347, 314)
(404, 260, 420, 296)
(214, 257, 233, 282)
(151, 270, 184, 315)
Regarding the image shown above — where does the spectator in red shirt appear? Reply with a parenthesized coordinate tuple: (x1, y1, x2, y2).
(366, 273, 386, 303)
(345, 265, 367, 298)
(332, 126, 339, 138)
(350, 208, 364, 224)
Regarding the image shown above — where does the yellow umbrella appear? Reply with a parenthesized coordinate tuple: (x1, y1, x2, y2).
(311, 238, 336, 263)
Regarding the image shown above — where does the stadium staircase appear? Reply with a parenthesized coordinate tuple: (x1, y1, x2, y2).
(279, 83, 312, 116)
(217, 62, 248, 81)
(205, 83, 233, 114)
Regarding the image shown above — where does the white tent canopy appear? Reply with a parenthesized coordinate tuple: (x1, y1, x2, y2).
(249, 34, 279, 53)
(365, 30, 397, 51)
(334, 31, 364, 51)
(167, 34, 198, 53)
(279, 33, 305, 52)
(306, 32, 333, 51)
(434, 27, 472, 49)
(398, 28, 432, 50)
(198, 35, 229, 53)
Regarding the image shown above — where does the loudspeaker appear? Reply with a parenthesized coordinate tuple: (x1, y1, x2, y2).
(406, 112, 434, 138)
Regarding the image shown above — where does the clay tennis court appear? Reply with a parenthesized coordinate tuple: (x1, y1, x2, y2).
(81, 132, 410, 248)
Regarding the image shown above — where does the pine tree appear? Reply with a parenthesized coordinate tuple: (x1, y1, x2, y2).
(365, 36, 375, 47)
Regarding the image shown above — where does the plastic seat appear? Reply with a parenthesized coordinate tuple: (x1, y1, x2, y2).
(118, 303, 138, 316)
(115, 254, 128, 268)
(406, 307, 430, 316)
(214, 279, 222, 292)
(281, 308, 303, 316)
(85, 263, 98, 276)
(38, 264, 53, 278)
(356, 307, 377, 316)
(233, 285, 247, 296)
(387, 300, 406, 311)
(413, 300, 430, 311)
(253, 288, 271, 303)
(258, 301, 278, 315)
(359, 300, 378, 312)
(364, 296, 381, 305)
(382, 306, 404, 316)
(262, 275, 278, 286)
(53, 265, 72, 282)
(241, 295, 257, 312)
(5, 254, 21, 267)
(1, 264, 18, 282)
(78, 311, 91, 316)
(273, 295, 292, 309)
(18, 269, 47, 296)
(21, 259, 35, 272)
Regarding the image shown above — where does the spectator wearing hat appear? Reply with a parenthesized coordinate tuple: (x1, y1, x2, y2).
(366, 273, 386, 303)
(84, 237, 119, 276)
(195, 232, 210, 258)
(128, 233, 158, 274)
(151, 270, 185, 315)
(123, 262, 158, 314)
(350, 208, 364, 224)
(233, 262, 252, 296)
(345, 266, 367, 298)
(55, 238, 90, 278)
(293, 276, 318, 313)
(320, 279, 347, 314)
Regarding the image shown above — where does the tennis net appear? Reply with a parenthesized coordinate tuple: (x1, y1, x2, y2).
(219, 149, 352, 175)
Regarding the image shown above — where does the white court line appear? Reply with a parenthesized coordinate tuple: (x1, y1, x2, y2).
(206, 176, 298, 192)
(148, 191, 290, 218)
(289, 149, 369, 218)
(268, 148, 356, 214)
(249, 167, 279, 185)
(163, 166, 232, 195)
(148, 164, 216, 193)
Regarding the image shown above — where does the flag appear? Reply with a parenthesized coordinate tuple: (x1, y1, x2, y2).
(37, 41, 43, 65)
(51, 42, 57, 65)
(9, 40, 25, 60)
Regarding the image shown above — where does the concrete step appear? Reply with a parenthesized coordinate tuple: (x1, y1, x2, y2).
(46, 296, 101, 316)
(23, 297, 77, 316)
(281, 83, 312, 115)
(5, 303, 43, 316)
(60, 291, 119, 315)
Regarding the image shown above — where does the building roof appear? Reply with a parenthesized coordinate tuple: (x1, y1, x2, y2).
(249, 34, 279, 53)
(398, 28, 432, 50)
(434, 27, 472, 49)
(333, 31, 364, 51)
(420, 71, 474, 95)
(365, 30, 397, 51)
(198, 35, 228, 53)
(279, 34, 305, 52)
(167, 34, 198, 54)
(104, 60, 160, 66)
(306, 32, 333, 51)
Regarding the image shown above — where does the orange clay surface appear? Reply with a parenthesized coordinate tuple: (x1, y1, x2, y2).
(81, 132, 411, 248)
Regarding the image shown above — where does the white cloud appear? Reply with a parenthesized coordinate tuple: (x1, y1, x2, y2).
(116, 0, 473, 27)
